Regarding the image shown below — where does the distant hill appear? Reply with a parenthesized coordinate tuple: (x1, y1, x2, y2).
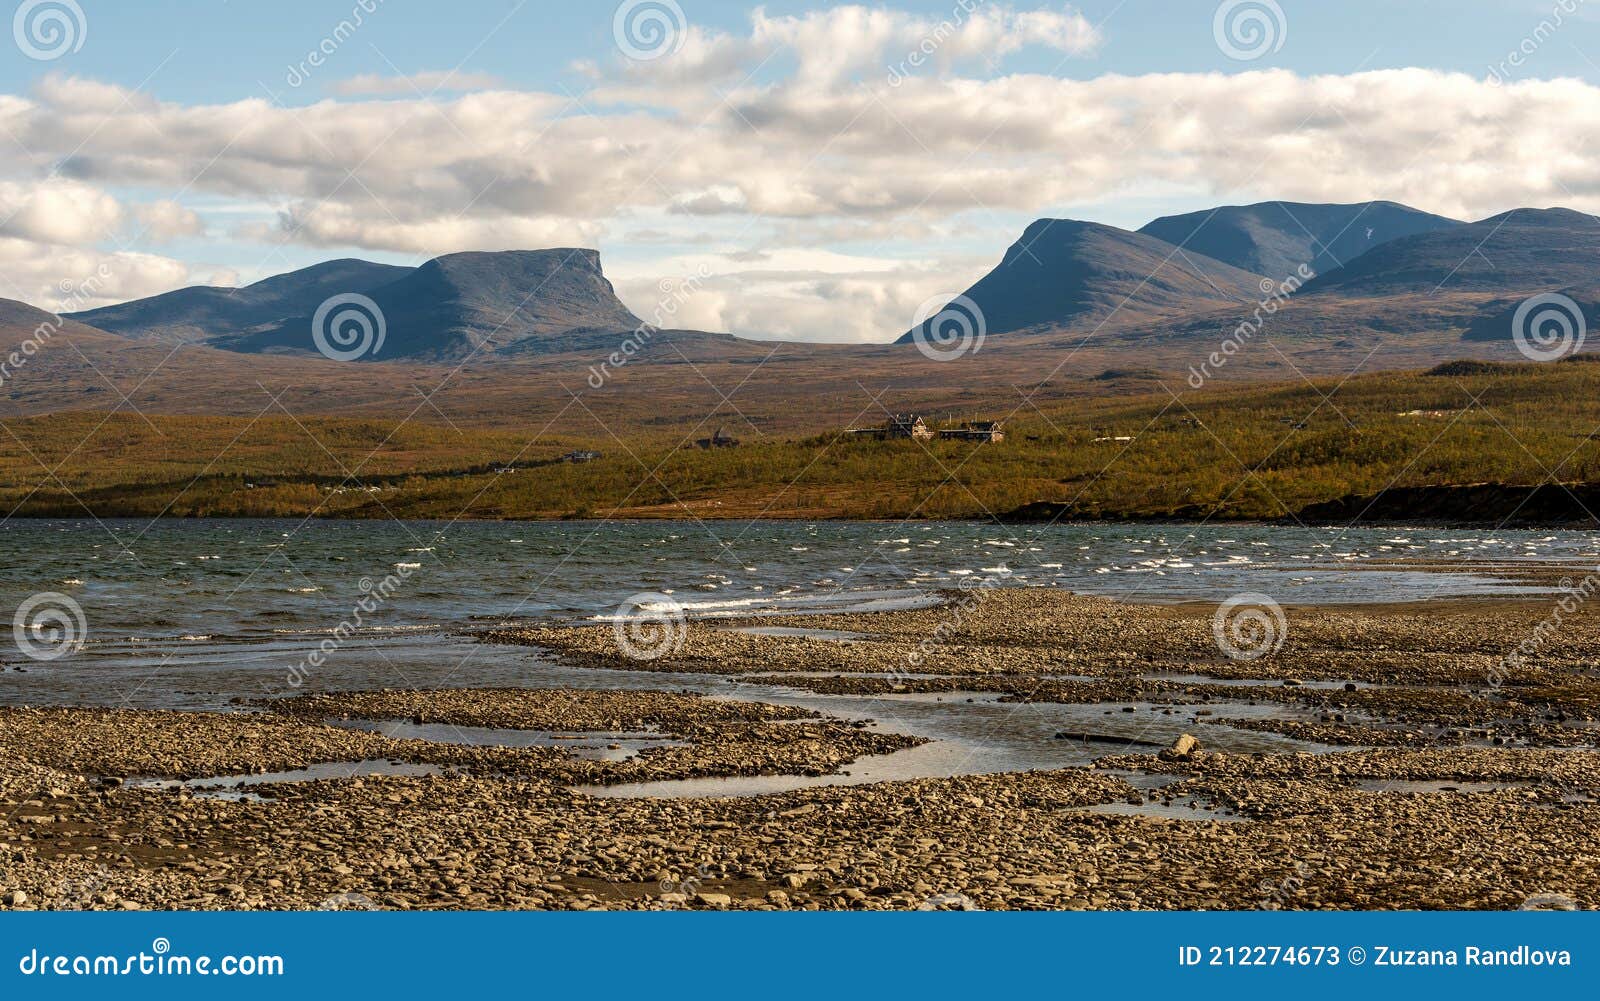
(1138, 201, 1460, 280)
(897, 219, 1267, 343)
(1301, 207, 1600, 297)
(1460, 286, 1600, 346)
(67, 259, 411, 344)
(230, 249, 644, 360)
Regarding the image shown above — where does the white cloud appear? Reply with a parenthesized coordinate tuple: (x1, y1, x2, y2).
(133, 199, 204, 242)
(0, 238, 189, 311)
(257, 203, 605, 256)
(0, 178, 124, 246)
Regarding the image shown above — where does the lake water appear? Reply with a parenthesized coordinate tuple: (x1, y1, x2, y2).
(0, 518, 1590, 713)
(6, 517, 1589, 795)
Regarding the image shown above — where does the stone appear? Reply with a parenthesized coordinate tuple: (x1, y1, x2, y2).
(1159, 733, 1201, 761)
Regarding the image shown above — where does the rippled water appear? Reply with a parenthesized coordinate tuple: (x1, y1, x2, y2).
(0, 518, 1591, 711)
(5, 517, 1588, 793)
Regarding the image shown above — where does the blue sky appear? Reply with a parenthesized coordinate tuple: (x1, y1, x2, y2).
(1, 1, 1597, 341)
(7, 1, 1596, 100)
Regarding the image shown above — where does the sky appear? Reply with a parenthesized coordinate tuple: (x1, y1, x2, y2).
(1, 0, 1598, 342)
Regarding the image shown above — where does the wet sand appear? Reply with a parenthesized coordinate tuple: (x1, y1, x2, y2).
(1, 590, 1597, 911)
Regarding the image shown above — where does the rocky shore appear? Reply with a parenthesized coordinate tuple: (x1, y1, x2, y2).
(2, 590, 1597, 911)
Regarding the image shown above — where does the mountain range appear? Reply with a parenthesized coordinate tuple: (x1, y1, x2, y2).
(0, 200, 1592, 427)
(903, 203, 1597, 348)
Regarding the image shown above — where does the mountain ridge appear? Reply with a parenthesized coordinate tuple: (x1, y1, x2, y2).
(897, 218, 1269, 344)
(1137, 200, 1461, 280)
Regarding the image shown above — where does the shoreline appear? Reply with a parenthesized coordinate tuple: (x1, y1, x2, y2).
(5, 510, 1600, 528)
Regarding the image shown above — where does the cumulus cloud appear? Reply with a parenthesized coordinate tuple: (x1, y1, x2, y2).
(612, 248, 993, 342)
(133, 199, 204, 242)
(0, 238, 189, 311)
(0, 178, 125, 246)
(258, 203, 604, 257)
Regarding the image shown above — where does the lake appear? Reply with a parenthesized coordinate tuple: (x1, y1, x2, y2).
(1, 517, 1591, 713)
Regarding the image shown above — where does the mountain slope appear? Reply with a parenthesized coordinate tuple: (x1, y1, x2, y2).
(202, 249, 644, 360)
(1138, 201, 1461, 280)
(897, 219, 1268, 343)
(1301, 207, 1600, 297)
(66, 259, 412, 343)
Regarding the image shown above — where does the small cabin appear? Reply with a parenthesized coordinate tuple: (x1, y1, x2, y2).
(885, 414, 933, 440)
(938, 420, 1005, 443)
(844, 413, 934, 441)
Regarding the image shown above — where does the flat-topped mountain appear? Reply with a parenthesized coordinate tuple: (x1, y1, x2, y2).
(898, 219, 1267, 343)
(1301, 207, 1600, 297)
(66, 249, 646, 361)
(67, 259, 412, 344)
(1138, 200, 1461, 280)
(229, 249, 644, 360)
